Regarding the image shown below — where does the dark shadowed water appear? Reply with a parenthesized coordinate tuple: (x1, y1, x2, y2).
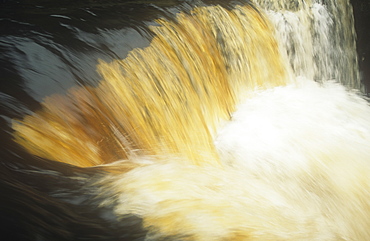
(1, 0, 369, 141)
(0, 2, 185, 239)
(0, 0, 369, 240)
(0, 1, 245, 240)
(0, 0, 185, 157)
(0, 0, 243, 145)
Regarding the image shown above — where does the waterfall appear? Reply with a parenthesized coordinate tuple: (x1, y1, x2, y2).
(253, 0, 361, 90)
(12, 4, 292, 167)
(6, 1, 370, 240)
(12, 1, 362, 167)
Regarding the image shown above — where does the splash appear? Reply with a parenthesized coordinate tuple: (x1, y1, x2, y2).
(8, 1, 370, 240)
(253, 0, 361, 89)
(12, 4, 290, 167)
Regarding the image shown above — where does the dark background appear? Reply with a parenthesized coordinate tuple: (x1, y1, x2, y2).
(0, 0, 369, 93)
(0, 1, 369, 240)
(352, 0, 370, 93)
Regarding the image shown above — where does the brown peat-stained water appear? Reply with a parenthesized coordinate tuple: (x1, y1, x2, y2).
(9, 0, 362, 167)
(1, 0, 370, 240)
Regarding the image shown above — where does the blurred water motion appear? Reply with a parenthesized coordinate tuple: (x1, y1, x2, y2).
(1, 0, 370, 240)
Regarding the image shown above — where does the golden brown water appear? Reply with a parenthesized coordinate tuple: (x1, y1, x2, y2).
(12, 4, 290, 167)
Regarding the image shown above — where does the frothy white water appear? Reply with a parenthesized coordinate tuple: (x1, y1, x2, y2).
(253, 0, 362, 91)
(103, 78, 370, 240)
(9, 1, 370, 239)
(89, 2, 370, 239)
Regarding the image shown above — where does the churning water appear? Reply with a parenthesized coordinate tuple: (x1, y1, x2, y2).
(1, 0, 370, 240)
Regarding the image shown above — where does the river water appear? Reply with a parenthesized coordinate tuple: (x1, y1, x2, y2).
(1, 0, 369, 240)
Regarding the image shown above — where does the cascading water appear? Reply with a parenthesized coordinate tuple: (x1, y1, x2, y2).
(1, 0, 370, 240)
(12, 4, 291, 167)
(253, 0, 361, 89)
